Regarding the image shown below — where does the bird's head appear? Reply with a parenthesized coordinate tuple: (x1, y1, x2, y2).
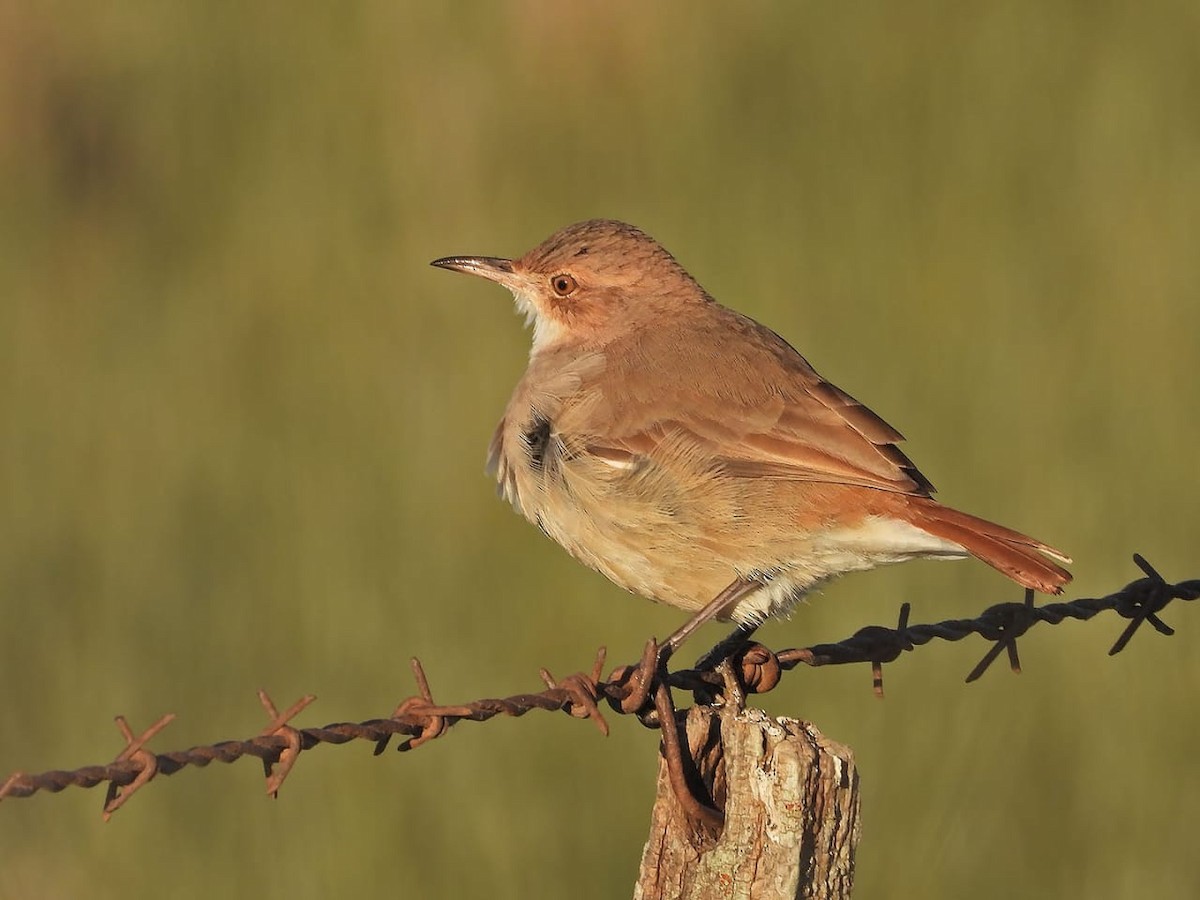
(432, 219, 707, 354)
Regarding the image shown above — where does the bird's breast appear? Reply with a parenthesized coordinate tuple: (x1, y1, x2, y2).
(489, 395, 755, 611)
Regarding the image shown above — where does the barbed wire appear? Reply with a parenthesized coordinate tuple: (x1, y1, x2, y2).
(1, 553, 1195, 822)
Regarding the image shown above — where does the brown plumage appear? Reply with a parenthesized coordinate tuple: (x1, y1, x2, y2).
(433, 220, 1071, 628)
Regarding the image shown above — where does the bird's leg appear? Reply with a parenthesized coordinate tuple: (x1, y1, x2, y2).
(659, 578, 761, 665)
(693, 622, 760, 672)
(649, 579, 761, 828)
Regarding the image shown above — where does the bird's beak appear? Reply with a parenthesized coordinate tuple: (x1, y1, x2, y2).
(430, 255, 516, 286)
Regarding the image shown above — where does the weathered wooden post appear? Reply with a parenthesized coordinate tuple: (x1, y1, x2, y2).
(635, 703, 860, 899)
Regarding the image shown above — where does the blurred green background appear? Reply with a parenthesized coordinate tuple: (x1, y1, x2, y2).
(2, 2, 1198, 898)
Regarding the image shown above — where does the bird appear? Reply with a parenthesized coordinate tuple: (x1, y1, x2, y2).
(431, 219, 1071, 654)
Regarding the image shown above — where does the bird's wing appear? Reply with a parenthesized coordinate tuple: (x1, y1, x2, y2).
(574, 312, 935, 496)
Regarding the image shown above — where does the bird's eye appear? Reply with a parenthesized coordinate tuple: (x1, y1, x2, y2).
(550, 273, 577, 297)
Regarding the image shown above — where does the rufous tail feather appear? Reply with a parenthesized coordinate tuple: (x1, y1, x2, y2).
(905, 497, 1073, 594)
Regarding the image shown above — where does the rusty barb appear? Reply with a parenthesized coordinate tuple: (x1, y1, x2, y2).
(1, 554, 1196, 822)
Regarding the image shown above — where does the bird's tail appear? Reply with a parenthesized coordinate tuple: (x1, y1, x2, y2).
(904, 497, 1073, 594)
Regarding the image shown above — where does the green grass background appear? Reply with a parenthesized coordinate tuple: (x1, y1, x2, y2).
(2, 3, 1198, 897)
